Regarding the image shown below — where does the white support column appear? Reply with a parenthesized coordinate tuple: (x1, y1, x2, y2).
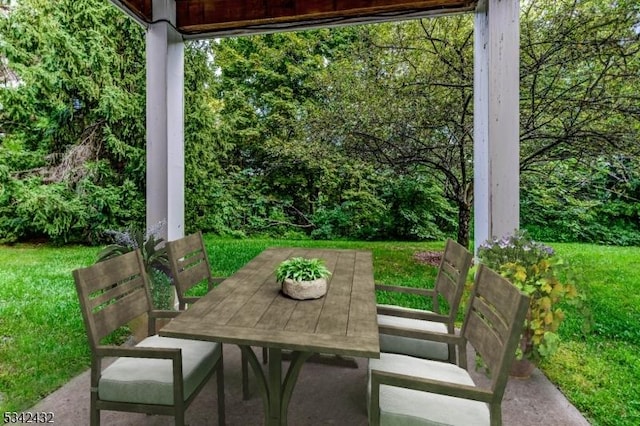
(146, 0, 185, 241)
(473, 0, 520, 252)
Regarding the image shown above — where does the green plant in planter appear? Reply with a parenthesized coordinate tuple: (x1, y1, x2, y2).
(97, 220, 172, 309)
(275, 257, 331, 283)
(477, 229, 580, 363)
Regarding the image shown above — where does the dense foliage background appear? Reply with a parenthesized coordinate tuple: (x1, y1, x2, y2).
(1, 0, 639, 246)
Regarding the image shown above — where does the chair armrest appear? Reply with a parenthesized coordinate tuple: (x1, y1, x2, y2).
(95, 345, 181, 361)
(180, 296, 202, 305)
(375, 284, 435, 298)
(378, 324, 464, 345)
(207, 276, 227, 291)
(148, 310, 181, 334)
(149, 310, 181, 319)
(378, 325, 467, 367)
(369, 369, 493, 425)
(371, 368, 493, 403)
(376, 305, 448, 323)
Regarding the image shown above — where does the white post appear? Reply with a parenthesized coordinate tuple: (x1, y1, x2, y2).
(146, 0, 184, 241)
(473, 0, 520, 253)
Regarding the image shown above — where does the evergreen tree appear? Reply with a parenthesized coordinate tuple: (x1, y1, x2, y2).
(0, 0, 146, 243)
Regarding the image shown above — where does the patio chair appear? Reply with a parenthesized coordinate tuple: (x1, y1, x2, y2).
(165, 231, 227, 311)
(165, 231, 266, 400)
(376, 238, 473, 363)
(73, 250, 225, 426)
(368, 264, 530, 426)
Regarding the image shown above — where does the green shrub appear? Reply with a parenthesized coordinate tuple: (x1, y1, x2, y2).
(311, 204, 355, 240)
(380, 174, 457, 240)
(149, 268, 173, 310)
(5, 179, 88, 244)
(522, 158, 640, 246)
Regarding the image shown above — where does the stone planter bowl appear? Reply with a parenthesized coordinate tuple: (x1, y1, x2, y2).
(282, 278, 328, 300)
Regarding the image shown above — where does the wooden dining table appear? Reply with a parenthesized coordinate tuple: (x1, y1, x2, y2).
(159, 247, 380, 426)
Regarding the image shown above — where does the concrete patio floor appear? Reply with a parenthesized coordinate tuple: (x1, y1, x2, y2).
(31, 343, 590, 425)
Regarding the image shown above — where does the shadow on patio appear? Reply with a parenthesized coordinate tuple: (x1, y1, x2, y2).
(31, 343, 589, 425)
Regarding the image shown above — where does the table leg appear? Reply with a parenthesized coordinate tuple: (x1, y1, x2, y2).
(241, 350, 249, 400)
(280, 350, 313, 423)
(239, 346, 269, 416)
(239, 345, 312, 426)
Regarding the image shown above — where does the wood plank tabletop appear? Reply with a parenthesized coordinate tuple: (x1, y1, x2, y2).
(160, 247, 380, 359)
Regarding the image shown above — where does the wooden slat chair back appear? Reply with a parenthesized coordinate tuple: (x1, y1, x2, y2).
(369, 265, 530, 426)
(73, 250, 225, 426)
(460, 264, 528, 396)
(166, 230, 222, 310)
(376, 239, 473, 362)
(74, 250, 154, 350)
(432, 238, 474, 326)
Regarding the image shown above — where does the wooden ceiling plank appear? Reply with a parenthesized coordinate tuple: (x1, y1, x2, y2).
(121, 0, 152, 22)
(177, 0, 470, 23)
(121, 0, 478, 37)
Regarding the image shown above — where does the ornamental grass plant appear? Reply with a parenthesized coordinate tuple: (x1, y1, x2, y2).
(96, 220, 172, 310)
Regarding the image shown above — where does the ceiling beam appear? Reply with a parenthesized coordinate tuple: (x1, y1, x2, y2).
(110, 0, 152, 27)
(178, 0, 477, 37)
(112, 0, 477, 38)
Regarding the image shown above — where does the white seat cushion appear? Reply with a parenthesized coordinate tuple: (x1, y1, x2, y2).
(368, 353, 489, 426)
(99, 335, 221, 406)
(378, 309, 449, 360)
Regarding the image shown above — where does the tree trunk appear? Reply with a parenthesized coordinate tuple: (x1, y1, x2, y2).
(457, 201, 471, 249)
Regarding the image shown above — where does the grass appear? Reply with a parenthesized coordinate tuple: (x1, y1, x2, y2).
(0, 244, 99, 411)
(539, 243, 640, 426)
(0, 237, 638, 425)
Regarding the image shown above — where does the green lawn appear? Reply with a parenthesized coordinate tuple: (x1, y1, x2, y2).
(540, 244, 640, 426)
(0, 244, 98, 411)
(0, 238, 638, 425)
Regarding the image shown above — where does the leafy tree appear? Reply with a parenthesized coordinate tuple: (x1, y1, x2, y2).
(520, 0, 640, 170)
(308, 1, 640, 246)
(206, 30, 398, 237)
(308, 17, 475, 246)
(518, 0, 640, 244)
(183, 40, 237, 235)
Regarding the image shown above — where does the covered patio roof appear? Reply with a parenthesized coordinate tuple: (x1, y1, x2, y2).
(112, 0, 478, 37)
